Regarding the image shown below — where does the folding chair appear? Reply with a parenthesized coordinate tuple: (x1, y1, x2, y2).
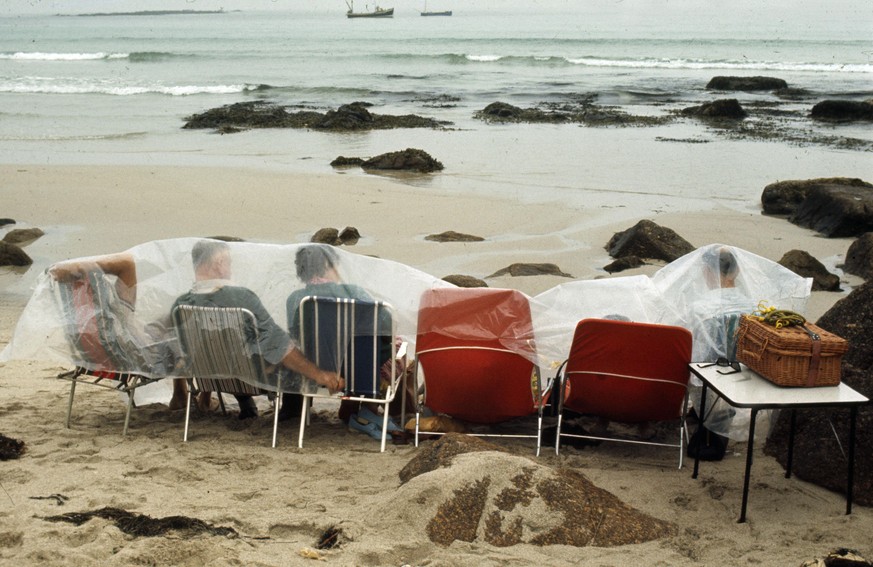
(413, 287, 550, 455)
(172, 304, 283, 447)
(56, 271, 164, 435)
(554, 318, 693, 467)
(296, 296, 403, 452)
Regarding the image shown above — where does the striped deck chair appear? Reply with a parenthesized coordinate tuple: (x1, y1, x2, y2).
(296, 296, 403, 452)
(172, 305, 284, 446)
(413, 287, 550, 455)
(554, 318, 693, 468)
(56, 271, 164, 435)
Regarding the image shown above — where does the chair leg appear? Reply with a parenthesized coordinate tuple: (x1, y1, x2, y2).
(271, 387, 282, 449)
(379, 401, 389, 453)
(183, 388, 192, 442)
(414, 411, 420, 447)
(123, 391, 134, 436)
(298, 396, 309, 449)
(65, 378, 77, 429)
(555, 413, 563, 455)
(536, 413, 543, 457)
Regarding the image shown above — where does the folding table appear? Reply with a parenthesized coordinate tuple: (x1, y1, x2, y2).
(688, 362, 868, 523)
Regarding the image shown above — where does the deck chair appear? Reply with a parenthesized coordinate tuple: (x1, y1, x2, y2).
(296, 296, 404, 452)
(56, 271, 164, 435)
(413, 288, 550, 455)
(172, 304, 283, 447)
(554, 318, 693, 467)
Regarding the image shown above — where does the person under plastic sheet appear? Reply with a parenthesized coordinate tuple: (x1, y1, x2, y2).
(170, 240, 344, 419)
(48, 252, 176, 379)
(653, 244, 811, 441)
(285, 244, 406, 438)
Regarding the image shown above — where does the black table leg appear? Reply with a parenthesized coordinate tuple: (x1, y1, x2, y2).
(692, 382, 709, 480)
(847, 406, 857, 515)
(786, 409, 796, 479)
(739, 408, 759, 524)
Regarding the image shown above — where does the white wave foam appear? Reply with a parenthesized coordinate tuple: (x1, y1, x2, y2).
(466, 54, 503, 62)
(0, 79, 256, 96)
(0, 51, 129, 61)
(565, 57, 873, 73)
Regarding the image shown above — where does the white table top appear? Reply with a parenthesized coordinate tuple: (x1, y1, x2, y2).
(689, 362, 869, 409)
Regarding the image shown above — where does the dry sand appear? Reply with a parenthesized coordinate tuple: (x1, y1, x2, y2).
(1, 164, 870, 566)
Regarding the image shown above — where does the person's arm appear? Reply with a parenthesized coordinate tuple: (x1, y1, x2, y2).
(281, 346, 345, 394)
(49, 252, 137, 305)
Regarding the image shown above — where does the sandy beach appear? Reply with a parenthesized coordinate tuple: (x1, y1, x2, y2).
(1, 164, 870, 566)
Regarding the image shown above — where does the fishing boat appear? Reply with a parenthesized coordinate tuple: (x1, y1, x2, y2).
(420, 1, 451, 16)
(346, 1, 394, 18)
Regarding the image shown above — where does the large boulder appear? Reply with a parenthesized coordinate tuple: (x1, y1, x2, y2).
(706, 76, 788, 91)
(362, 148, 444, 173)
(843, 233, 873, 280)
(390, 434, 676, 547)
(681, 99, 747, 119)
(606, 219, 694, 262)
(811, 100, 873, 123)
(790, 184, 873, 238)
(761, 177, 873, 216)
(778, 249, 841, 291)
(0, 241, 32, 266)
(764, 282, 873, 506)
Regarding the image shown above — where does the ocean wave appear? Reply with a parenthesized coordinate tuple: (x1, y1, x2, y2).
(0, 51, 185, 62)
(0, 79, 259, 96)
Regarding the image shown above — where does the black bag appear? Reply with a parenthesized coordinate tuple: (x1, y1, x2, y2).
(687, 425, 729, 461)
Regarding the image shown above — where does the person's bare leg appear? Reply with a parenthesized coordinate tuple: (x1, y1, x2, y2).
(169, 378, 188, 410)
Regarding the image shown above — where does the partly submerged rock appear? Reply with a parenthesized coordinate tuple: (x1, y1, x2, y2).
(2, 227, 44, 245)
(441, 274, 488, 288)
(362, 148, 444, 173)
(0, 218, 16, 228)
(310, 227, 360, 246)
(705, 76, 788, 91)
(330, 156, 365, 167)
(811, 100, 873, 123)
(603, 255, 645, 274)
(425, 231, 485, 243)
(778, 249, 841, 291)
(487, 263, 573, 279)
(681, 98, 747, 119)
(606, 219, 694, 262)
(761, 178, 873, 216)
(790, 184, 873, 238)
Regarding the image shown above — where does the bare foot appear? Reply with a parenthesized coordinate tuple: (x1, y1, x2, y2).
(168, 396, 187, 411)
(196, 392, 219, 412)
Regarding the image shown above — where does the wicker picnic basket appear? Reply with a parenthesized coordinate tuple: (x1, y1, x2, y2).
(735, 314, 848, 387)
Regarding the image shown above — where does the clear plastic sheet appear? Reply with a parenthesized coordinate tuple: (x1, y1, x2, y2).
(2, 239, 811, 421)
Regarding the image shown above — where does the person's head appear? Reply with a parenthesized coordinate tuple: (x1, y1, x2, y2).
(295, 244, 340, 283)
(192, 239, 231, 280)
(703, 246, 738, 288)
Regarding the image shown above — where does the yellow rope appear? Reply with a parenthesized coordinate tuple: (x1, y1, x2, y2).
(752, 301, 806, 329)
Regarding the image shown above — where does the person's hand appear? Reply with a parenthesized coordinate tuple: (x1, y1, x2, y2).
(48, 262, 82, 282)
(323, 372, 345, 394)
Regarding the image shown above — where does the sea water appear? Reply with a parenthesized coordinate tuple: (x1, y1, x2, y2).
(1, 0, 871, 219)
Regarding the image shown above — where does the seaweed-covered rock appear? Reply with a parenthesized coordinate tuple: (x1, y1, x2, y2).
(425, 231, 484, 243)
(843, 233, 873, 280)
(0, 218, 15, 228)
(2, 227, 44, 245)
(330, 156, 365, 167)
(0, 241, 32, 266)
(705, 76, 788, 91)
(338, 226, 360, 245)
(441, 274, 488, 288)
(778, 249, 840, 291)
(311, 228, 340, 245)
(811, 100, 873, 123)
(761, 178, 873, 216)
(606, 220, 694, 262)
(362, 148, 444, 173)
(790, 184, 873, 238)
(487, 263, 573, 278)
(681, 99, 747, 119)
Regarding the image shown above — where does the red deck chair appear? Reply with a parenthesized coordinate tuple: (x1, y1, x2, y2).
(413, 287, 550, 454)
(56, 271, 163, 435)
(555, 318, 692, 467)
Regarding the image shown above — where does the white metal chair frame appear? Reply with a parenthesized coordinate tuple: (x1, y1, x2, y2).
(296, 296, 404, 453)
(172, 304, 283, 447)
